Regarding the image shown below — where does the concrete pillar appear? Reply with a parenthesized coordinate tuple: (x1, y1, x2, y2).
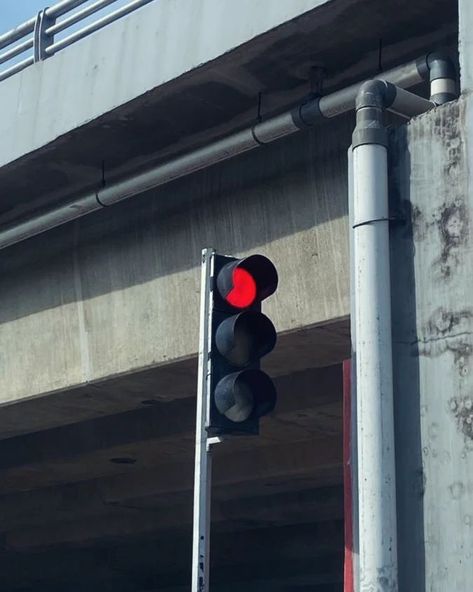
(459, 0, 473, 93)
(390, 97, 473, 591)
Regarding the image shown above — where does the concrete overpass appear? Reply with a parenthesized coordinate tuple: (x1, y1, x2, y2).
(0, 0, 471, 590)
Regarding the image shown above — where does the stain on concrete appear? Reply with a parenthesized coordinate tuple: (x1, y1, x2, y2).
(433, 200, 469, 279)
(449, 481, 465, 500)
(428, 422, 440, 441)
(418, 308, 473, 375)
(449, 396, 473, 441)
(402, 197, 469, 280)
(376, 566, 397, 592)
(409, 198, 469, 280)
(432, 102, 468, 279)
(431, 101, 463, 145)
(405, 101, 469, 280)
(410, 203, 427, 242)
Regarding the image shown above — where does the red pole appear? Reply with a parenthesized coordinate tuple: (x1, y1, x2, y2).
(343, 358, 354, 592)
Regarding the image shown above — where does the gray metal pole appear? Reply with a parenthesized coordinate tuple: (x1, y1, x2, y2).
(191, 248, 215, 592)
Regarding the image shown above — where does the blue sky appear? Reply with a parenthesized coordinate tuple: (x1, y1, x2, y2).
(0, 0, 132, 70)
(0, 1, 131, 34)
(1, 1, 47, 31)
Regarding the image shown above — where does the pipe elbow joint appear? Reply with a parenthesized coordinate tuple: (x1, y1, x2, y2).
(352, 80, 392, 148)
(428, 53, 457, 105)
(427, 52, 456, 81)
(355, 79, 394, 111)
(417, 52, 457, 104)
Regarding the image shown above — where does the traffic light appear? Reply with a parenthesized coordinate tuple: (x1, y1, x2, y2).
(207, 253, 278, 436)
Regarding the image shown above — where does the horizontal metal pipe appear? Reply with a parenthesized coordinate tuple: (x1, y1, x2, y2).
(45, 0, 155, 55)
(379, 58, 425, 89)
(0, 18, 35, 52)
(254, 111, 299, 143)
(99, 128, 264, 205)
(99, 114, 300, 206)
(0, 38, 34, 66)
(0, 56, 35, 83)
(318, 59, 425, 118)
(0, 195, 101, 249)
(45, 0, 90, 19)
(46, 0, 118, 36)
(0, 56, 432, 250)
(388, 86, 434, 118)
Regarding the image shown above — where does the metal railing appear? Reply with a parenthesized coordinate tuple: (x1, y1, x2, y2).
(0, 0, 155, 83)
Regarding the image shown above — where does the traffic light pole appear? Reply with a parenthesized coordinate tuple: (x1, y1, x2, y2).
(191, 247, 278, 590)
(192, 247, 219, 592)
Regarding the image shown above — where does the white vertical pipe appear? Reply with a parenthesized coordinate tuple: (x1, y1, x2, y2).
(348, 145, 359, 592)
(352, 142, 398, 591)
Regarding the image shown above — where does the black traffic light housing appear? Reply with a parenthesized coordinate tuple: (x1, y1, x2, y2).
(207, 254, 278, 436)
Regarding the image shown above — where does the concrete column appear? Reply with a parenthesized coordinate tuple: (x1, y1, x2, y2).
(459, 0, 473, 93)
(390, 97, 473, 591)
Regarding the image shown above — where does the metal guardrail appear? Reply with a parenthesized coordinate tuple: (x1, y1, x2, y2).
(0, 0, 154, 83)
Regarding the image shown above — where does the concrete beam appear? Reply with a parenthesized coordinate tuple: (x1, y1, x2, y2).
(0, 321, 349, 440)
(0, 436, 342, 531)
(6, 579, 342, 592)
(0, 0, 328, 171)
(0, 527, 343, 592)
(0, 1, 457, 245)
(4, 487, 344, 550)
(0, 118, 351, 414)
(157, 584, 342, 592)
(0, 365, 341, 470)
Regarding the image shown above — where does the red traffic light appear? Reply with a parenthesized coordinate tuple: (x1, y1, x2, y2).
(208, 252, 278, 436)
(217, 255, 278, 309)
(225, 268, 257, 308)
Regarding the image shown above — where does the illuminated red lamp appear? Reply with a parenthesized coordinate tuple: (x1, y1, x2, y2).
(226, 268, 257, 308)
(216, 255, 278, 310)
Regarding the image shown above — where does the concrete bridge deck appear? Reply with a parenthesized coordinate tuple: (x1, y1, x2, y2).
(0, 0, 465, 590)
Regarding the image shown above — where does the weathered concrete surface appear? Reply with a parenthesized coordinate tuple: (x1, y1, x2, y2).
(0, 115, 352, 418)
(391, 97, 473, 591)
(459, 0, 473, 92)
(0, 0, 328, 170)
(0, 366, 342, 495)
(0, 364, 345, 591)
(0, 0, 457, 227)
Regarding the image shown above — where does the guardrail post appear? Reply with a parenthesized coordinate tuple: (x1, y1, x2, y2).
(34, 9, 55, 61)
